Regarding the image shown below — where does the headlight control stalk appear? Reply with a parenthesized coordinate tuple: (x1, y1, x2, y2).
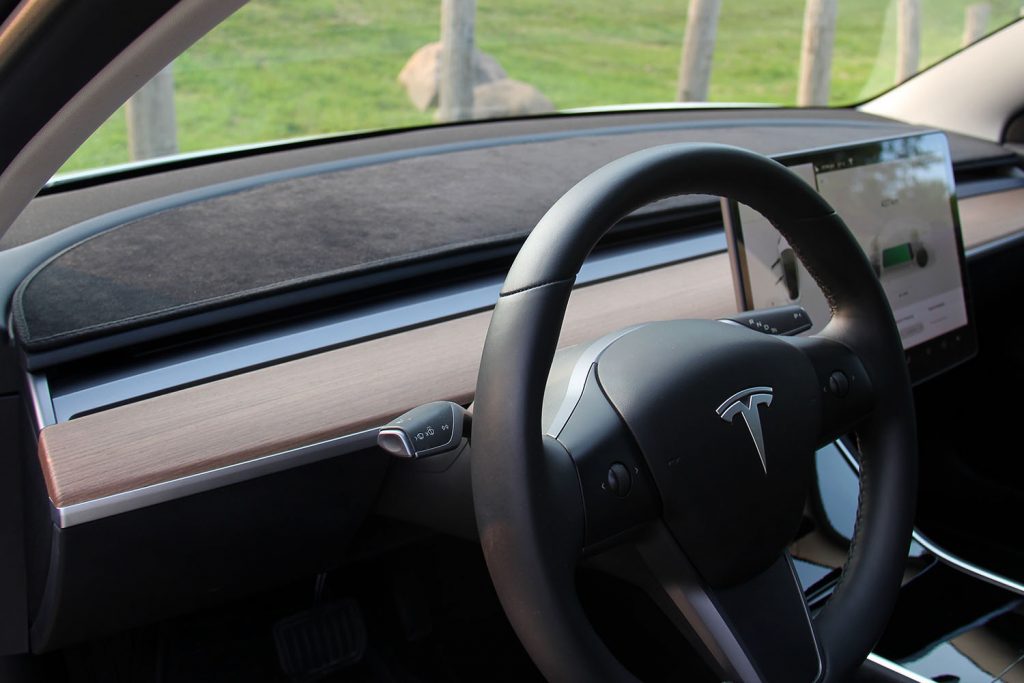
(377, 401, 471, 458)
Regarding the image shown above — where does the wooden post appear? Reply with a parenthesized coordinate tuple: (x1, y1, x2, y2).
(895, 0, 920, 83)
(437, 0, 475, 122)
(126, 64, 178, 161)
(797, 0, 838, 106)
(962, 3, 991, 46)
(677, 0, 721, 102)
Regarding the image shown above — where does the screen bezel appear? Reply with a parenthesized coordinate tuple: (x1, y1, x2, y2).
(723, 131, 978, 385)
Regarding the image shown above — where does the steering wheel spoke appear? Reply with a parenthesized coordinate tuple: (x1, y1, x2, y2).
(552, 363, 661, 549)
(783, 334, 876, 446)
(634, 522, 822, 683)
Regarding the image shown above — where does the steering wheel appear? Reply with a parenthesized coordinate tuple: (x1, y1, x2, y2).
(471, 144, 917, 683)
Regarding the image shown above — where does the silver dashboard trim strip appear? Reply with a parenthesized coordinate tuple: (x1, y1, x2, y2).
(52, 427, 380, 528)
(834, 439, 1024, 597)
(26, 372, 56, 429)
(909, 530, 1024, 597)
(865, 653, 935, 683)
(963, 226, 1024, 260)
(50, 230, 727, 423)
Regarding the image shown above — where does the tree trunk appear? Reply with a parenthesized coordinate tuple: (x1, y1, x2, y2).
(797, 0, 838, 106)
(962, 3, 990, 47)
(126, 64, 178, 161)
(437, 0, 475, 122)
(895, 0, 920, 83)
(676, 0, 721, 102)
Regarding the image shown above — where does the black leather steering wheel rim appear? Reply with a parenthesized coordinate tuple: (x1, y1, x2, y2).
(471, 143, 917, 682)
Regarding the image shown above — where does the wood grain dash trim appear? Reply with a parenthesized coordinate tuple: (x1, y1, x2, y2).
(38, 253, 736, 508)
(958, 187, 1024, 250)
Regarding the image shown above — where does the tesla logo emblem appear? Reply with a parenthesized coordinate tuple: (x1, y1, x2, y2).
(716, 387, 774, 474)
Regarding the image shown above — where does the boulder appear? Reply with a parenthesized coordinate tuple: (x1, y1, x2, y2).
(398, 42, 507, 111)
(472, 78, 555, 119)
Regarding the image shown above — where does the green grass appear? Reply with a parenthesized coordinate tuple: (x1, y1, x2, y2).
(60, 0, 1022, 174)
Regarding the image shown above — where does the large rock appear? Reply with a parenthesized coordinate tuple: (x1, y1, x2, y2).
(472, 78, 555, 119)
(398, 42, 507, 111)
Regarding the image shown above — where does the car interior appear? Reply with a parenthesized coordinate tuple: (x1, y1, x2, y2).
(1, 2, 1024, 682)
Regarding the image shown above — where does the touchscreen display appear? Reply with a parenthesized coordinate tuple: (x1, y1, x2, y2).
(725, 132, 975, 383)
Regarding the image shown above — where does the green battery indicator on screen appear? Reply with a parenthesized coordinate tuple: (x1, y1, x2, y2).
(881, 243, 914, 268)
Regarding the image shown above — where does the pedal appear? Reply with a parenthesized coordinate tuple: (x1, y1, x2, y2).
(391, 569, 433, 643)
(273, 598, 367, 681)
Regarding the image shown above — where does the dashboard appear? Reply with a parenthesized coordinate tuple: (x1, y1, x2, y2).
(5, 108, 1024, 658)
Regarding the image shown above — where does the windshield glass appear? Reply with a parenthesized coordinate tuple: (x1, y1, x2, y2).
(58, 0, 1021, 178)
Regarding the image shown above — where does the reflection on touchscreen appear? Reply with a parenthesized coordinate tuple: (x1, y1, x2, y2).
(726, 131, 976, 383)
(771, 235, 800, 300)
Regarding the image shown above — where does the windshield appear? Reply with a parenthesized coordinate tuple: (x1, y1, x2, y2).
(58, 0, 1021, 178)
